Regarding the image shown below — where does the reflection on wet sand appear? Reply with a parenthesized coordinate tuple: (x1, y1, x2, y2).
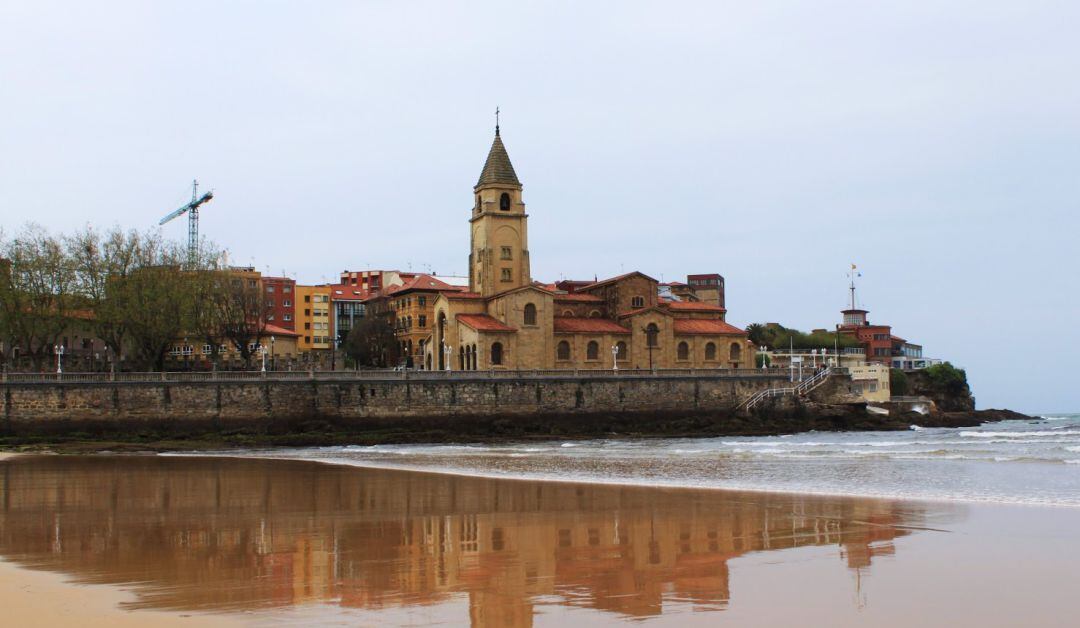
(0, 455, 941, 626)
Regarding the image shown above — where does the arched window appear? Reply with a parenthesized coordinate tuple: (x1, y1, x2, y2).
(557, 341, 571, 361)
(588, 309, 601, 318)
(730, 342, 742, 362)
(616, 341, 628, 361)
(677, 341, 689, 360)
(472, 344, 478, 370)
(465, 345, 472, 370)
(705, 342, 717, 360)
(646, 323, 659, 347)
(586, 341, 599, 360)
(491, 342, 503, 365)
(459, 346, 465, 370)
(500, 193, 511, 211)
(631, 296, 645, 308)
(524, 303, 537, 326)
(561, 310, 574, 317)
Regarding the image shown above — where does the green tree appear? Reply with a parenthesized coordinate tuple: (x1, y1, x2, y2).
(890, 368, 909, 396)
(923, 362, 968, 396)
(343, 315, 399, 368)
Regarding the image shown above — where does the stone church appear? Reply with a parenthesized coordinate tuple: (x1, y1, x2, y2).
(427, 126, 754, 371)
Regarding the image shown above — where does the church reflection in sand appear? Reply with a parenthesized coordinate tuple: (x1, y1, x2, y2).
(0, 455, 938, 625)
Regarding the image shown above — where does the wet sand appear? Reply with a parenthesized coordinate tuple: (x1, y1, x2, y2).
(0, 454, 1077, 627)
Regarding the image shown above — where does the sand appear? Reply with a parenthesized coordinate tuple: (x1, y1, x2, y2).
(0, 559, 238, 627)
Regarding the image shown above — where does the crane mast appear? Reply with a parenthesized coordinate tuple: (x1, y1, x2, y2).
(159, 179, 214, 268)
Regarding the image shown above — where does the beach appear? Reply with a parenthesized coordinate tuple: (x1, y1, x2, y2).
(1, 426, 1078, 627)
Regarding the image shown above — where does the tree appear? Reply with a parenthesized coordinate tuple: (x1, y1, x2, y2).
(343, 315, 399, 368)
(211, 270, 269, 368)
(890, 368, 909, 396)
(923, 362, 968, 396)
(0, 225, 76, 369)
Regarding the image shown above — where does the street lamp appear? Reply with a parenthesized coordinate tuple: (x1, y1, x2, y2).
(260, 342, 267, 373)
(270, 335, 276, 372)
(611, 344, 619, 372)
(443, 342, 452, 371)
(760, 345, 768, 370)
(54, 344, 64, 374)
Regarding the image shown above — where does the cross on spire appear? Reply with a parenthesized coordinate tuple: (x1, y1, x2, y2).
(495, 106, 500, 134)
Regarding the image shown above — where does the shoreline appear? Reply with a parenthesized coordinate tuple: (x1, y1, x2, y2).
(0, 406, 1032, 455)
(173, 447, 1080, 510)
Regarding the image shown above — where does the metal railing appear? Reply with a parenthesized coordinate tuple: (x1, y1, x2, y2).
(737, 367, 835, 411)
(0, 367, 794, 385)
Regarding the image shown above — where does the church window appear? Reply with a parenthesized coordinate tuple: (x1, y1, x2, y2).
(631, 296, 645, 308)
(491, 342, 504, 365)
(524, 303, 537, 326)
(730, 342, 743, 362)
(500, 193, 511, 211)
(419, 315, 426, 328)
(561, 310, 574, 317)
(588, 309, 601, 318)
(705, 342, 717, 360)
(557, 341, 571, 361)
(501, 268, 512, 282)
(616, 341, 628, 361)
(586, 341, 599, 360)
(677, 341, 690, 361)
(646, 323, 659, 347)
(501, 246, 512, 260)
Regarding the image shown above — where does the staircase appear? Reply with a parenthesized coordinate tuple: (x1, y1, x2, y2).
(737, 367, 834, 411)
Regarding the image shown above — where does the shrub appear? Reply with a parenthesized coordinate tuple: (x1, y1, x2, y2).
(890, 368, 909, 396)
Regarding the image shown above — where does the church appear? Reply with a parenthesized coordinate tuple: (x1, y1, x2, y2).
(426, 125, 754, 371)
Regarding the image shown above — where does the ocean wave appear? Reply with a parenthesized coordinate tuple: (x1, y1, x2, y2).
(1066, 446, 1080, 453)
(961, 430, 1080, 438)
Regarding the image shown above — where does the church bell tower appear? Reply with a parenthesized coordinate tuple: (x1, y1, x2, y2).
(469, 122, 531, 297)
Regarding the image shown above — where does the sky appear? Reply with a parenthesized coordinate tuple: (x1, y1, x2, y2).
(1, 1, 1078, 412)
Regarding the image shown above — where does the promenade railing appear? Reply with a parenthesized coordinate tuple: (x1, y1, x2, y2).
(0, 367, 798, 385)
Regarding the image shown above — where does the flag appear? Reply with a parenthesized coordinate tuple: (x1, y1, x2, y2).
(851, 263, 857, 270)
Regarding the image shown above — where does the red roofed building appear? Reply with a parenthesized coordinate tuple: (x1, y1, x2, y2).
(419, 125, 753, 370)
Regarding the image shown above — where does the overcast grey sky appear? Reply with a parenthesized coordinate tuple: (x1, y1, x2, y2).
(2, 1, 1078, 411)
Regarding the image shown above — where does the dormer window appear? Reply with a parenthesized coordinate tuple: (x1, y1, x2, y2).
(631, 296, 645, 308)
(500, 193, 511, 211)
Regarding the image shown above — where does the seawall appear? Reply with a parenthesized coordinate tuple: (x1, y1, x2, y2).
(1, 372, 800, 439)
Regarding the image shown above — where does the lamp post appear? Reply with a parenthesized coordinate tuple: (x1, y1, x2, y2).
(260, 342, 267, 373)
(443, 342, 452, 371)
(611, 344, 619, 372)
(55, 344, 64, 374)
(270, 335, 276, 371)
(760, 345, 768, 370)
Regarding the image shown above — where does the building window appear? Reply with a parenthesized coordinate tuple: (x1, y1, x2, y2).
(267, 314, 275, 321)
(266, 286, 275, 293)
(304, 295, 311, 303)
(588, 309, 601, 318)
(501, 268, 512, 282)
(677, 341, 689, 360)
(586, 341, 599, 360)
(304, 322, 311, 330)
(491, 342, 504, 365)
(705, 342, 717, 360)
(283, 286, 291, 293)
(631, 296, 645, 308)
(616, 341, 628, 361)
(419, 315, 427, 328)
(500, 246, 512, 260)
(524, 303, 537, 326)
(500, 192, 511, 211)
(304, 336, 310, 343)
(730, 342, 743, 362)
(284, 314, 292, 321)
(646, 323, 659, 347)
(418, 296, 426, 307)
(557, 341, 571, 361)
(283, 300, 291, 307)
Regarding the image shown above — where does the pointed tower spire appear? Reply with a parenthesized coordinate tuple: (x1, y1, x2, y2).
(476, 119, 520, 188)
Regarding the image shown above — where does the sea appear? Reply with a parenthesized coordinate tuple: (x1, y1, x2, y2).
(215, 412, 1080, 508)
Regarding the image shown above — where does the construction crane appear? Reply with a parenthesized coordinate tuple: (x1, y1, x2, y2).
(159, 180, 214, 267)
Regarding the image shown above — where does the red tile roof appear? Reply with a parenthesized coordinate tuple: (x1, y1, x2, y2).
(457, 314, 516, 332)
(579, 271, 659, 290)
(382, 274, 464, 296)
(553, 318, 631, 334)
(664, 301, 727, 312)
(554, 293, 604, 303)
(445, 291, 486, 300)
(264, 324, 300, 338)
(673, 319, 746, 335)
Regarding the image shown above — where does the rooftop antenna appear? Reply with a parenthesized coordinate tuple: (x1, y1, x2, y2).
(158, 179, 214, 269)
(848, 263, 861, 310)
